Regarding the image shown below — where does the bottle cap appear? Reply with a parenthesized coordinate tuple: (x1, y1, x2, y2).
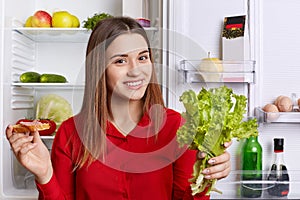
(274, 138, 284, 152)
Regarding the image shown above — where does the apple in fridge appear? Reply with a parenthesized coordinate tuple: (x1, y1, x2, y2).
(31, 10, 52, 27)
(198, 53, 223, 82)
(52, 11, 74, 28)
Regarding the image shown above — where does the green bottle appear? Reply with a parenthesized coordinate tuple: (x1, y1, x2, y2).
(241, 136, 263, 198)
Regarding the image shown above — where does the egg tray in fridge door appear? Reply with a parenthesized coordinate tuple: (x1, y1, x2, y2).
(256, 93, 300, 123)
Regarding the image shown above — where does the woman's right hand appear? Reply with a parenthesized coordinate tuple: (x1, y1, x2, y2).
(6, 125, 53, 184)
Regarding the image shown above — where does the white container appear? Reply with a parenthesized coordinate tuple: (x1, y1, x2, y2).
(122, 0, 149, 19)
(222, 15, 250, 61)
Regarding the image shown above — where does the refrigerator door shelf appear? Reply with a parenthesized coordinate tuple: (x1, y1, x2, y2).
(255, 107, 300, 124)
(179, 60, 255, 84)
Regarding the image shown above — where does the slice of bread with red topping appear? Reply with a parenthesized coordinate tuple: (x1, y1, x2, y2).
(13, 120, 50, 133)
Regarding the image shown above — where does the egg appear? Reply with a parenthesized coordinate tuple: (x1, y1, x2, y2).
(262, 103, 279, 121)
(276, 96, 293, 112)
(263, 103, 279, 112)
(274, 95, 284, 107)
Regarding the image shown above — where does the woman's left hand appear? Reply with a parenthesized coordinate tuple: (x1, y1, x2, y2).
(198, 141, 232, 180)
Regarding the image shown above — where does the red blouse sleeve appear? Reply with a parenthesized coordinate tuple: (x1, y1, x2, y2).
(170, 109, 209, 200)
(36, 119, 75, 200)
(172, 149, 210, 200)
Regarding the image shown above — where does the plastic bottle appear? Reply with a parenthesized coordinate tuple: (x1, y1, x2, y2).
(267, 138, 289, 197)
(241, 136, 262, 198)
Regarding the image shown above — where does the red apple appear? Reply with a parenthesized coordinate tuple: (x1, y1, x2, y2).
(31, 10, 52, 27)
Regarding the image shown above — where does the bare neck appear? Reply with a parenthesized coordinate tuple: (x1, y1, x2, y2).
(110, 98, 144, 136)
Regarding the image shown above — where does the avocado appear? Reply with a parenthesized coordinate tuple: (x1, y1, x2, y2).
(19, 72, 41, 83)
(39, 74, 67, 83)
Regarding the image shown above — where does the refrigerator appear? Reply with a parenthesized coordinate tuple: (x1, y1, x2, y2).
(1, 0, 300, 199)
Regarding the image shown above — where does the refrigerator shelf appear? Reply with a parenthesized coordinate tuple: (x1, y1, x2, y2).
(255, 107, 300, 123)
(13, 27, 158, 43)
(41, 135, 55, 140)
(11, 83, 84, 109)
(210, 169, 300, 199)
(179, 60, 255, 83)
(13, 27, 91, 43)
(12, 82, 85, 89)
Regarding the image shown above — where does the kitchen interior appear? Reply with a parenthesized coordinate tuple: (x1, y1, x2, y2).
(1, 0, 300, 199)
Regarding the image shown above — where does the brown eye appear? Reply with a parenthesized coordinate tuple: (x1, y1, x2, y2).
(115, 59, 126, 64)
(139, 55, 149, 61)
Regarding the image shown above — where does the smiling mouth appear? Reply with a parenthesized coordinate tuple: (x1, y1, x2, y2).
(124, 80, 144, 88)
(125, 80, 143, 86)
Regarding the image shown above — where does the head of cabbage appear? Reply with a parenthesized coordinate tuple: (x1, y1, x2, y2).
(36, 94, 73, 131)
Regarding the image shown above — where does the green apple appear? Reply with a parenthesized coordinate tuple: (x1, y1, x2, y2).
(71, 15, 80, 28)
(24, 16, 33, 27)
(52, 11, 73, 28)
(199, 53, 223, 82)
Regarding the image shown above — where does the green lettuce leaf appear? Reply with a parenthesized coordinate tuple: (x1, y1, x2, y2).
(176, 86, 258, 196)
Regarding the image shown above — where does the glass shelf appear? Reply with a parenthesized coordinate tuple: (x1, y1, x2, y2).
(12, 82, 85, 89)
(179, 60, 255, 83)
(210, 169, 300, 199)
(13, 27, 91, 43)
(255, 107, 300, 123)
(41, 135, 55, 140)
(13, 27, 158, 43)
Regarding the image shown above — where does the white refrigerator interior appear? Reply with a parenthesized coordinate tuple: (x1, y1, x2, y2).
(0, 0, 163, 199)
(0, 0, 122, 198)
(1, 0, 300, 199)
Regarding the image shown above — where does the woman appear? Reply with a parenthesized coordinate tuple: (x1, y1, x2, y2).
(6, 17, 231, 199)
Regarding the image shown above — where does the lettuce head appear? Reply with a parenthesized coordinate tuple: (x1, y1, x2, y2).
(36, 94, 73, 130)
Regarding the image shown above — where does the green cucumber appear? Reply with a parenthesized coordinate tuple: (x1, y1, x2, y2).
(19, 72, 41, 83)
(39, 74, 67, 83)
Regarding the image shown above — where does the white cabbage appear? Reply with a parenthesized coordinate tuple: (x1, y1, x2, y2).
(36, 94, 73, 129)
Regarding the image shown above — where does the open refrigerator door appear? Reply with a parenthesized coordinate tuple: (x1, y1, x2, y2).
(166, 0, 300, 199)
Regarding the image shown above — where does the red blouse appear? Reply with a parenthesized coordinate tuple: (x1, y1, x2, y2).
(36, 109, 209, 200)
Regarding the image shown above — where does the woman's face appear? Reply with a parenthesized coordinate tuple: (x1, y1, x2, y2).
(105, 33, 152, 101)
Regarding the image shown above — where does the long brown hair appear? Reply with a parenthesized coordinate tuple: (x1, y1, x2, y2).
(74, 17, 165, 169)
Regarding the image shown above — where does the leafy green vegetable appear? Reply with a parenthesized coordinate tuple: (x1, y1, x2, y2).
(176, 86, 258, 196)
(83, 13, 113, 30)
